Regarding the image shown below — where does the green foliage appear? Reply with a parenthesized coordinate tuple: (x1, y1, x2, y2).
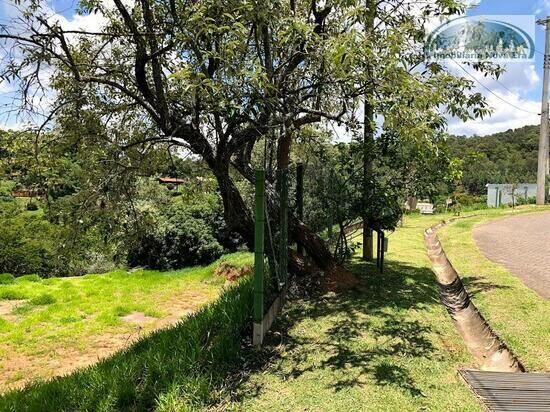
(29, 293, 56, 305)
(516, 196, 536, 206)
(0, 289, 27, 300)
(0, 181, 15, 201)
(127, 193, 226, 269)
(0, 279, 254, 411)
(453, 193, 486, 206)
(0, 274, 14, 285)
(15, 274, 42, 283)
(447, 125, 538, 195)
(26, 202, 39, 211)
(0, 201, 71, 277)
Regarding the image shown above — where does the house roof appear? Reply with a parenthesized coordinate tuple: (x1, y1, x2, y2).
(158, 177, 186, 184)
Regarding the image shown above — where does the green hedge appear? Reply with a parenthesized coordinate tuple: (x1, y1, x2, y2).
(0, 278, 253, 411)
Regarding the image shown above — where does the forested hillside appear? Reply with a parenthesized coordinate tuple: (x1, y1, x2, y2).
(447, 125, 540, 195)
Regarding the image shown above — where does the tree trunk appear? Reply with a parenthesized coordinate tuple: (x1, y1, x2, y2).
(210, 163, 255, 247)
(424, 225, 524, 372)
(213, 160, 337, 273)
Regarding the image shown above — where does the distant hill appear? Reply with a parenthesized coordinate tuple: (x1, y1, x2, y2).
(447, 125, 539, 195)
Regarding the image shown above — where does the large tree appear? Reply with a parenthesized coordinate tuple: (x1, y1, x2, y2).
(0, 0, 490, 272)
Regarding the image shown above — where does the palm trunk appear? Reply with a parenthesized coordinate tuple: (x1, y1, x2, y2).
(424, 225, 524, 372)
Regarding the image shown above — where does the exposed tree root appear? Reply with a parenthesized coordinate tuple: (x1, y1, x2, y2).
(424, 221, 525, 373)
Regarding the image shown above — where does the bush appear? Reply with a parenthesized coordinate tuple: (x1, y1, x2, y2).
(15, 274, 42, 283)
(0, 180, 15, 201)
(515, 196, 536, 206)
(0, 202, 73, 277)
(453, 192, 486, 206)
(127, 193, 230, 270)
(26, 202, 39, 211)
(0, 289, 28, 300)
(30, 294, 56, 305)
(128, 214, 224, 270)
(0, 274, 14, 285)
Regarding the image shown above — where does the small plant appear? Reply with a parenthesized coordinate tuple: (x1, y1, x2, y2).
(15, 274, 42, 283)
(30, 294, 56, 305)
(0, 273, 15, 285)
(26, 202, 39, 211)
(0, 289, 27, 300)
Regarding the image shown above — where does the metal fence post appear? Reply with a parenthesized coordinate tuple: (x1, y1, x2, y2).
(380, 232, 386, 274)
(253, 170, 265, 346)
(278, 168, 289, 286)
(376, 230, 381, 269)
(296, 163, 304, 255)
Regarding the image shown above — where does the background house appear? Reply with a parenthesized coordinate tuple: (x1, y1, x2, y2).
(486, 183, 537, 207)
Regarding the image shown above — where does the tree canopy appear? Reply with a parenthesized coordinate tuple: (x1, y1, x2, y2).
(0, 0, 494, 271)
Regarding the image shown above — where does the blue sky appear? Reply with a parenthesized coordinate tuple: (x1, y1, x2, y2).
(1, 0, 550, 136)
(442, 0, 550, 135)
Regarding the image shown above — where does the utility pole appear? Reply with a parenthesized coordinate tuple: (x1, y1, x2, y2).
(536, 17, 550, 205)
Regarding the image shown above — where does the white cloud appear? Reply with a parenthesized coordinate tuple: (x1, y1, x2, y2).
(442, 59, 541, 136)
(534, 0, 550, 15)
(0, 1, 112, 128)
(448, 91, 540, 136)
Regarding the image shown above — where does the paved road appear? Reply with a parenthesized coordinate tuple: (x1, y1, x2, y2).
(473, 212, 550, 299)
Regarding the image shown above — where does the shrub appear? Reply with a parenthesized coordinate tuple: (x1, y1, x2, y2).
(128, 217, 224, 269)
(30, 294, 56, 305)
(515, 196, 536, 206)
(453, 192, 486, 206)
(15, 274, 42, 283)
(127, 194, 229, 270)
(0, 274, 14, 285)
(26, 202, 39, 211)
(0, 289, 27, 300)
(0, 202, 75, 277)
(0, 181, 15, 201)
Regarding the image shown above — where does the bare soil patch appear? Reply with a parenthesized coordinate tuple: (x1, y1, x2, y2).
(121, 311, 156, 325)
(0, 300, 25, 322)
(214, 263, 252, 282)
(0, 289, 214, 392)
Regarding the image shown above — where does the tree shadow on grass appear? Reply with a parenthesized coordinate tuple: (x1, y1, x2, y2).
(461, 275, 512, 298)
(227, 258, 447, 404)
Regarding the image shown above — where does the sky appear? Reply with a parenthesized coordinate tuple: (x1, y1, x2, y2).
(1, 0, 550, 136)
(445, 0, 550, 136)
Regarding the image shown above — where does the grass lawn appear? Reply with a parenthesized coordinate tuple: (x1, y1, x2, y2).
(438, 209, 550, 371)
(220, 206, 550, 412)
(0, 252, 252, 391)
(2, 207, 549, 411)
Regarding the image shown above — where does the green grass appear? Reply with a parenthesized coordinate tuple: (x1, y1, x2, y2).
(2, 207, 549, 411)
(0, 277, 254, 412)
(438, 207, 550, 371)
(218, 206, 550, 411)
(0, 252, 252, 389)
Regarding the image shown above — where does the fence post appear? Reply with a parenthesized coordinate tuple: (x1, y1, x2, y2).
(278, 168, 289, 286)
(327, 170, 334, 240)
(376, 230, 381, 269)
(380, 232, 385, 273)
(253, 170, 265, 346)
(296, 163, 304, 255)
